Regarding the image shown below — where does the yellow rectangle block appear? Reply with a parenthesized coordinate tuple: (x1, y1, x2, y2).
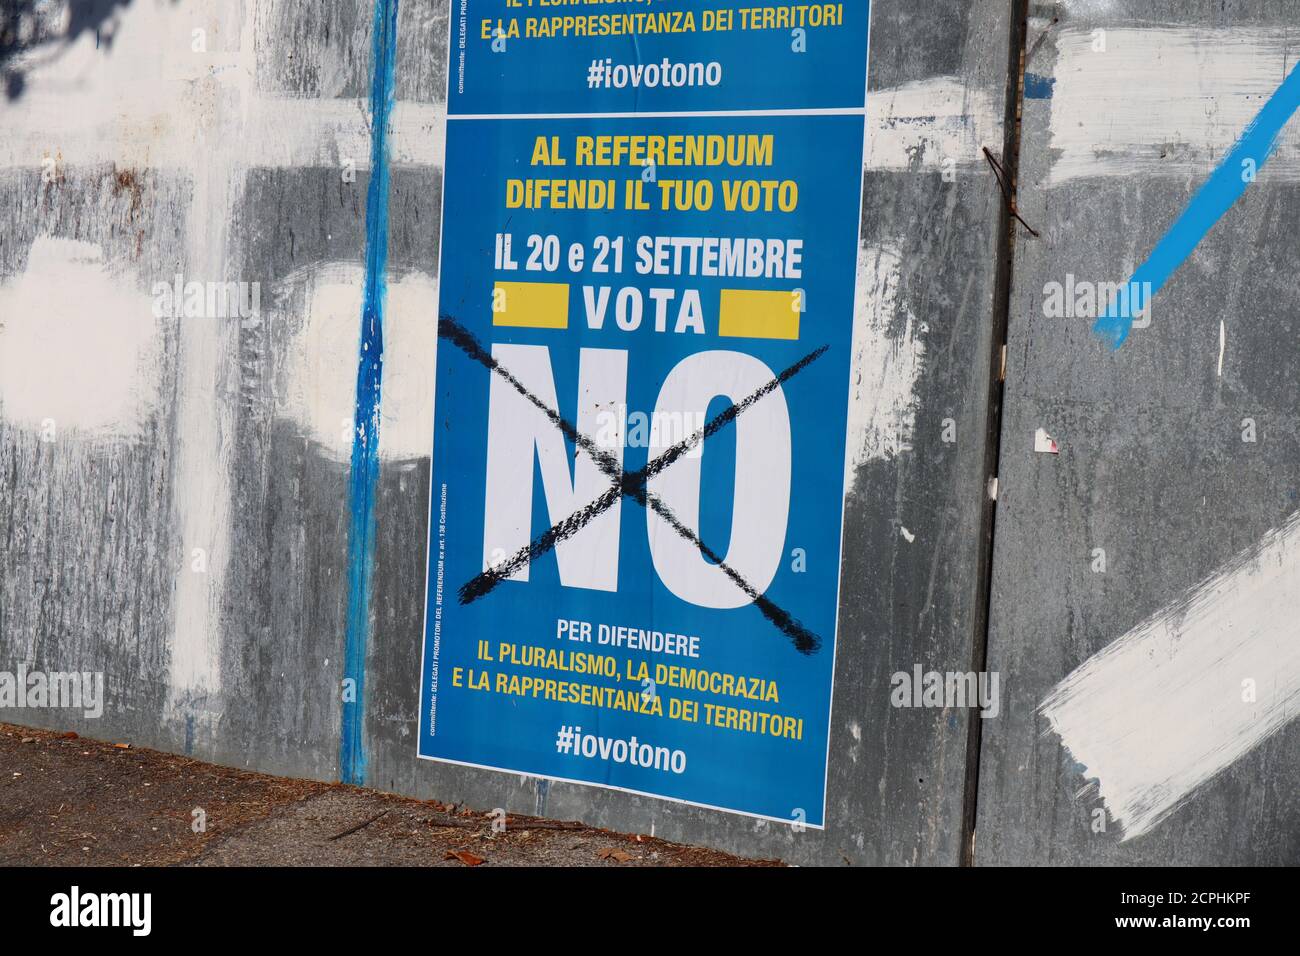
(492, 281, 570, 329)
(718, 289, 800, 341)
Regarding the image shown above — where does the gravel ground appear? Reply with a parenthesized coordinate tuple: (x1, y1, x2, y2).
(0, 723, 778, 867)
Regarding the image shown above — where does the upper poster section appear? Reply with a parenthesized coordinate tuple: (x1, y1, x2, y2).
(449, 2, 869, 116)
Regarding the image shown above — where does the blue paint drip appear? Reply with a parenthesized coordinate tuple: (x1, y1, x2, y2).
(341, 0, 400, 787)
(1023, 73, 1054, 99)
(1095, 61, 1300, 348)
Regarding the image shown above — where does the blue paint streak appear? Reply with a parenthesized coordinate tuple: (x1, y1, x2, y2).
(1023, 73, 1054, 99)
(1095, 61, 1300, 348)
(341, 0, 400, 786)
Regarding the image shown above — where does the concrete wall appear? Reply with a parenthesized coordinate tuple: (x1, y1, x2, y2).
(976, 0, 1300, 865)
(1, 0, 1295, 865)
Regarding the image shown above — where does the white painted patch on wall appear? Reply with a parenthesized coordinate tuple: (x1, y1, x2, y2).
(1057, 0, 1119, 14)
(164, 0, 256, 712)
(866, 77, 999, 172)
(279, 263, 438, 463)
(1048, 27, 1300, 183)
(0, 237, 160, 440)
(0, 3, 443, 171)
(1041, 511, 1300, 840)
(843, 243, 926, 492)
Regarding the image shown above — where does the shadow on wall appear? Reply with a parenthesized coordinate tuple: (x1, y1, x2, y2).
(0, 0, 173, 100)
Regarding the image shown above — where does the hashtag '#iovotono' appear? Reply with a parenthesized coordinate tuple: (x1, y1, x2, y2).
(555, 725, 575, 753)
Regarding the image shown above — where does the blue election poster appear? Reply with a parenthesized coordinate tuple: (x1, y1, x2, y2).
(420, 1, 870, 827)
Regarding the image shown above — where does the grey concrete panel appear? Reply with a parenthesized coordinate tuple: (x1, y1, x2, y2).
(976, 0, 1300, 865)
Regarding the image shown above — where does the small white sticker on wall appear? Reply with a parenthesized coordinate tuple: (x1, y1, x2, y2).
(1034, 428, 1060, 454)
